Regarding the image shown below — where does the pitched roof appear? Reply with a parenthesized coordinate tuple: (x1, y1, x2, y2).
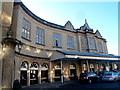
(95, 30, 102, 38)
(64, 21, 75, 31)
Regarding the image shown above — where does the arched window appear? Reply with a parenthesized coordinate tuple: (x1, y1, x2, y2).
(90, 63, 94, 68)
(70, 63, 76, 69)
(30, 62, 39, 85)
(114, 64, 118, 70)
(101, 64, 105, 71)
(41, 64, 48, 70)
(90, 63, 94, 72)
(55, 63, 61, 69)
(30, 62, 38, 70)
(20, 61, 28, 86)
(21, 61, 28, 70)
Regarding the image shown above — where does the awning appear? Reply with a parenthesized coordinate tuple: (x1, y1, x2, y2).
(50, 50, 120, 61)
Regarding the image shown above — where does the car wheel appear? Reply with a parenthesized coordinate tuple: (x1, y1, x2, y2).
(88, 79, 92, 84)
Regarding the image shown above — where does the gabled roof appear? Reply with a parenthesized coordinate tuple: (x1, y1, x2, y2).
(64, 21, 75, 31)
(95, 30, 102, 38)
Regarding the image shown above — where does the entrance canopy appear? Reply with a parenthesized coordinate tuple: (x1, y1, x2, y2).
(50, 50, 120, 61)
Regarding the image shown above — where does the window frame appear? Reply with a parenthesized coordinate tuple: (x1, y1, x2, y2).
(36, 27, 45, 45)
(53, 33, 62, 48)
(88, 37, 96, 50)
(22, 18, 31, 40)
(98, 42, 103, 53)
(67, 35, 74, 49)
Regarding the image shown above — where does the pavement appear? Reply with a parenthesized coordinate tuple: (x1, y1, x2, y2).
(22, 80, 78, 88)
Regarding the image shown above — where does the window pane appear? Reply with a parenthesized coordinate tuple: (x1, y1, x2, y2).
(98, 42, 103, 52)
(88, 38, 95, 49)
(67, 36, 74, 49)
(53, 33, 61, 47)
(36, 36, 39, 43)
(22, 19, 30, 39)
(36, 28, 45, 44)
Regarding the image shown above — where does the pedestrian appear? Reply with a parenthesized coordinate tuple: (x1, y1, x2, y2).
(13, 80, 22, 90)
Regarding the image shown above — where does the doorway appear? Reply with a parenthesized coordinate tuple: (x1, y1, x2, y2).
(20, 62, 28, 86)
(70, 63, 77, 80)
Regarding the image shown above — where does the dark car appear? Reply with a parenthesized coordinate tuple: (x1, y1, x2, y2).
(97, 71, 109, 80)
(80, 72, 100, 83)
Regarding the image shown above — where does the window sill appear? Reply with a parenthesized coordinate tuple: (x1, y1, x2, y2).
(53, 46, 62, 48)
(36, 43, 45, 46)
(87, 49, 97, 50)
(98, 52, 104, 53)
(21, 36, 31, 42)
(67, 48, 75, 50)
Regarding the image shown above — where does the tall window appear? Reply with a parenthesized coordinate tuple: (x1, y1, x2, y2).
(53, 33, 61, 47)
(22, 18, 31, 40)
(88, 38, 96, 50)
(98, 42, 103, 53)
(36, 28, 45, 45)
(67, 36, 74, 49)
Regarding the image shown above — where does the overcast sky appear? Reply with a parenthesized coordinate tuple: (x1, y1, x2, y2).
(21, 0, 119, 55)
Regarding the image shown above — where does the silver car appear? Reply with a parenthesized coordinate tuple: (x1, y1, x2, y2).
(102, 72, 119, 82)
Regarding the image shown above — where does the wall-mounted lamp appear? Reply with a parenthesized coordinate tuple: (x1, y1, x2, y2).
(16, 39, 23, 52)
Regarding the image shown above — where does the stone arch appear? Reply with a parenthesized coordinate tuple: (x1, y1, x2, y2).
(41, 63, 49, 83)
(113, 63, 118, 71)
(54, 63, 61, 81)
(101, 64, 106, 71)
(30, 62, 39, 85)
(90, 63, 94, 72)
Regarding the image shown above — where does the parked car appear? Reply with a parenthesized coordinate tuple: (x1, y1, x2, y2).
(80, 72, 100, 83)
(97, 71, 109, 80)
(102, 72, 120, 82)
